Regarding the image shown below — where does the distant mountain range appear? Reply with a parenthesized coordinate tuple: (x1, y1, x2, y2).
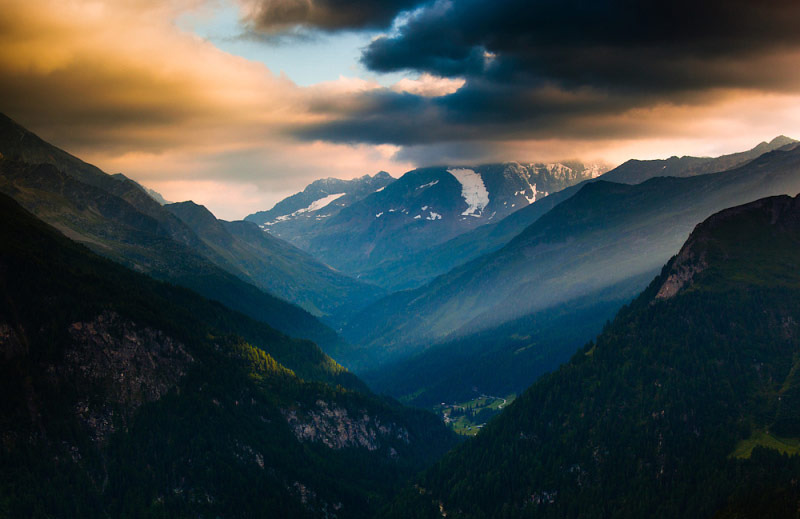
(0, 193, 455, 518)
(246, 172, 395, 246)
(388, 193, 800, 518)
(602, 135, 797, 184)
(247, 162, 604, 290)
(377, 135, 799, 293)
(354, 140, 800, 404)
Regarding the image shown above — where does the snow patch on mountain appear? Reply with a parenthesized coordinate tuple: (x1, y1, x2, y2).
(262, 193, 345, 226)
(586, 163, 604, 178)
(418, 180, 439, 190)
(524, 181, 539, 204)
(447, 168, 489, 217)
(304, 193, 346, 213)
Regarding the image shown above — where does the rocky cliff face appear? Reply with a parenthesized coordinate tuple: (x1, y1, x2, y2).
(283, 400, 410, 452)
(1, 313, 191, 425)
(655, 250, 708, 299)
(64, 312, 193, 442)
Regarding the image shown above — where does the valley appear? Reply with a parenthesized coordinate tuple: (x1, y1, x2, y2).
(8, 0, 800, 516)
(3, 110, 800, 517)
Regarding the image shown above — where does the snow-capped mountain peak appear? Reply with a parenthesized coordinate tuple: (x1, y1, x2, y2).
(244, 171, 395, 243)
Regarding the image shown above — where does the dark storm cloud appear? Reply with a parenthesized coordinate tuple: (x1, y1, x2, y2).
(297, 80, 661, 145)
(243, 0, 424, 32)
(296, 0, 800, 146)
(362, 0, 800, 86)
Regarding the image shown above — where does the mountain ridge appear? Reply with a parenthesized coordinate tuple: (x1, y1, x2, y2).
(0, 114, 350, 357)
(293, 161, 602, 289)
(377, 135, 799, 293)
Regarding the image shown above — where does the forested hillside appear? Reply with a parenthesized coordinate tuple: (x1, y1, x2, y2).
(386, 193, 800, 518)
(0, 194, 456, 518)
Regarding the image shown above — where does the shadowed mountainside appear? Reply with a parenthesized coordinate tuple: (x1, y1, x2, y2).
(386, 193, 800, 518)
(0, 193, 456, 518)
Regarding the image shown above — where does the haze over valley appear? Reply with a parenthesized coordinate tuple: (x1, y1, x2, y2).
(4, 0, 800, 517)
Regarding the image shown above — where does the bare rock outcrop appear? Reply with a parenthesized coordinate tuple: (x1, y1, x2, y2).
(65, 311, 193, 441)
(282, 400, 410, 451)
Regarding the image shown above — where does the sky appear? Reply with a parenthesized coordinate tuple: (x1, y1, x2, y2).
(3, 0, 800, 219)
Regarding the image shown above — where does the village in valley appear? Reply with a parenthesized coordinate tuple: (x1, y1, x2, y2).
(436, 394, 516, 436)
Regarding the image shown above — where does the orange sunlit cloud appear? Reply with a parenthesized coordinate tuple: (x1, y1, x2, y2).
(0, 0, 414, 217)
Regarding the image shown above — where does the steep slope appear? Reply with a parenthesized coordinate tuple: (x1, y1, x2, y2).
(349, 146, 800, 380)
(299, 162, 601, 290)
(0, 114, 191, 241)
(388, 136, 797, 292)
(166, 201, 384, 322)
(0, 114, 348, 356)
(387, 193, 800, 519)
(112, 173, 172, 205)
(245, 172, 395, 247)
(0, 194, 456, 518)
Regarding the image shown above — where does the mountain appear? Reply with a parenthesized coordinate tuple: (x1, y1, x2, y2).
(0, 193, 456, 518)
(386, 193, 800, 519)
(379, 136, 798, 292)
(601, 135, 798, 185)
(351, 145, 800, 399)
(0, 114, 197, 244)
(113, 173, 172, 205)
(245, 172, 396, 247)
(283, 162, 602, 290)
(0, 113, 348, 357)
(165, 200, 385, 324)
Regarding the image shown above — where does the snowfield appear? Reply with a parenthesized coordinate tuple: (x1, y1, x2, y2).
(418, 180, 440, 190)
(524, 180, 538, 204)
(262, 193, 345, 226)
(447, 168, 489, 217)
(302, 193, 346, 213)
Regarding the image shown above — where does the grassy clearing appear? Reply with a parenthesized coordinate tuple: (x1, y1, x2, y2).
(732, 430, 800, 459)
(435, 394, 516, 436)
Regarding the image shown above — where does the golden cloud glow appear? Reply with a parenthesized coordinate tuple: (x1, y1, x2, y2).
(391, 73, 465, 97)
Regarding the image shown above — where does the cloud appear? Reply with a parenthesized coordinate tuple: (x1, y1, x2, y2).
(390, 73, 465, 97)
(362, 0, 800, 88)
(0, 0, 305, 152)
(239, 0, 421, 32)
(4, 0, 800, 221)
(295, 0, 800, 148)
(0, 0, 415, 219)
(96, 138, 411, 219)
